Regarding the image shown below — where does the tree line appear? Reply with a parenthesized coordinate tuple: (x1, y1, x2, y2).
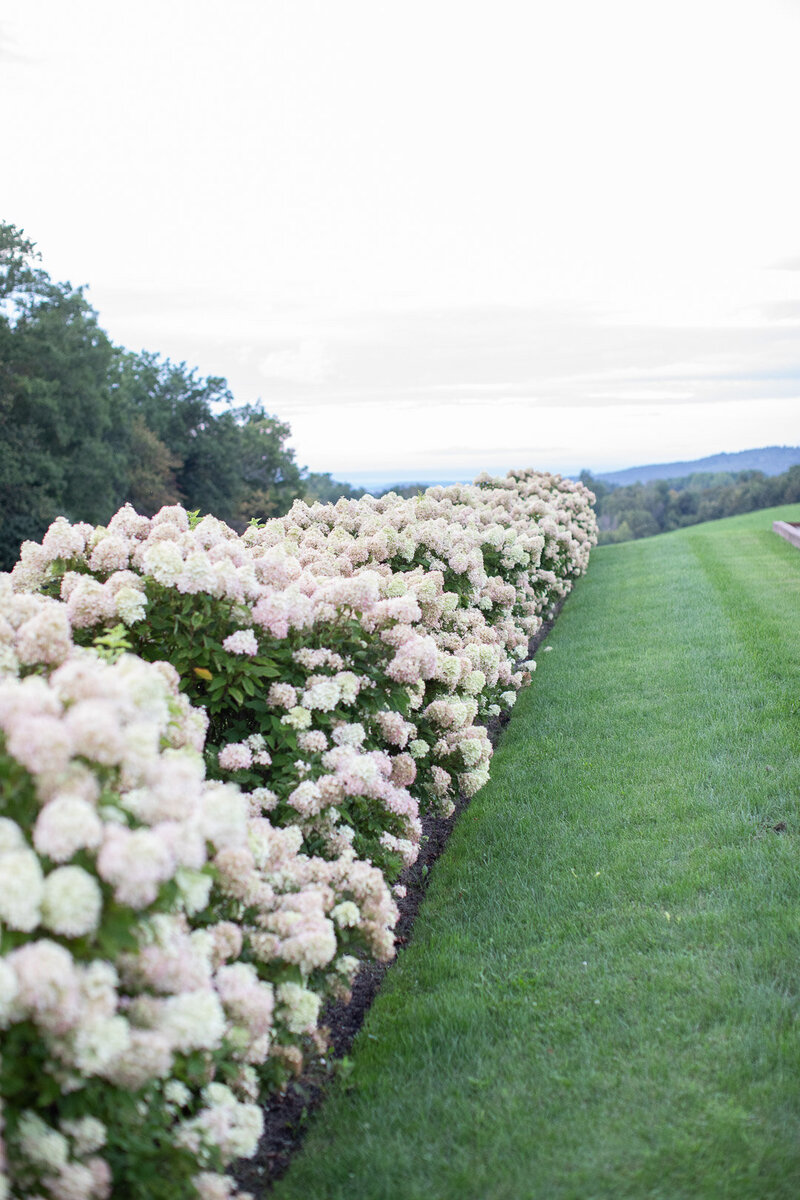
(0, 223, 364, 570)
(580, 466, 800, 544)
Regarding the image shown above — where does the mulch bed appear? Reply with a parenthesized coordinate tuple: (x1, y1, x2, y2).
(232, 600, 565, 1194)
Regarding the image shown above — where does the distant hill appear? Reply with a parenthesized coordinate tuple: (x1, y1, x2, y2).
(598, 446, 800, 487)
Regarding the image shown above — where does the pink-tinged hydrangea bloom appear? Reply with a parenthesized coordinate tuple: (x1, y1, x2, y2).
(152, 503, 190, 531)
(430, 765, 452, 796)
(301, 676, 341, 711)
(207, 922, 243, 968)
(89, 534, 131, 574)
(331, 722, 365, 748)
(64, 700, 126, 766)
(42, 516, 89, 563)
(85, 1156, 113, 1198)
(286, 780, 323, 817)
(125, 914, 213, 994)
(194, 1173, 238, 1200)
(5, 713, 73, 777)
(7, 940, 83, 1034)
(222, 629, 259, 656)
(177, 1082, 263, 1163)
(296, 730, 327, 753)
(379, 831, 417, 868)
(389, 752, 416, 787)
(65, 578, 117, 629)
(96, 826, 176, 908)
(107, 503, 151, 540)
(266, 682, 297, 709)
(249, 787, 279, 814)
(218, 743, 253, 771)
(215, 963, 274, 1038)
(103, 1028, 173, 1090)
(10, 539, 51, 590)
(15, 602, 72, 666)
(373, 709, 412, 747)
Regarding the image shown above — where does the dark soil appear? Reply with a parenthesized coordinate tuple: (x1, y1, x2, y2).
(232, 600, 565, 1196)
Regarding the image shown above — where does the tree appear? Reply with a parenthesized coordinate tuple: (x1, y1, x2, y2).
(234, 408, 303, 523)
(0, 223, 124, 567)
(124, 416, 182, 514)
(301, 472, 366, 504)
(115, 352, 304, 525)
(0, 220, 333, 568)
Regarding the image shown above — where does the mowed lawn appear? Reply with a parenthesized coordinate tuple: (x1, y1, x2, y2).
(271, 504, 800, 1200)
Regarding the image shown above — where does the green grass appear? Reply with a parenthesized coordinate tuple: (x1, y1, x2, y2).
(271, 504, 800, 1200)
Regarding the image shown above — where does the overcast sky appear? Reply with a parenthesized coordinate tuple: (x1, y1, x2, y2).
(2, 0, 799, 484)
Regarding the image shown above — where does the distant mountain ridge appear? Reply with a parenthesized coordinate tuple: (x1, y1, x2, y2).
(597, 445, 800, 487)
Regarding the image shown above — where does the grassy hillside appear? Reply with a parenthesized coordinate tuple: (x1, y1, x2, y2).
(269, 503, 800, 1200)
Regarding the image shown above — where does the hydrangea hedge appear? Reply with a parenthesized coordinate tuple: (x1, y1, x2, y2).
(0, 469, 596, 1199)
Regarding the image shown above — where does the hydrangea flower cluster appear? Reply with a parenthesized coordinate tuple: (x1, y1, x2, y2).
(0, 585, 398, 1200)
(243, 469, 596, 802)
(2, 468, 595, 1197)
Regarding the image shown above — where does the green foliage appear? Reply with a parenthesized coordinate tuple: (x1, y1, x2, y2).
(92, 622, 134, 661)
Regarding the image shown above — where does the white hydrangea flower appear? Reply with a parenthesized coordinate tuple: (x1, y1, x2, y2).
(0, 958, 20, 1027)
(280, 705, 312, 731)
(276, 981, 321, 1034)
(59, 1115, 107, 1156)
(0, 817, 25, 855)
(0, 847, 44, 931)
(33, 795, 103, 862)
(331, 901, 360, 928)
(16, 1111, 70, 1171)
(142, 540, 184, 587)
(115, 584, 148, 624)
(71, 1014, 131, 1074)
(176, 867, 213, 916)
(161, 989, 227, 1052)
(41, 866, 103, 937)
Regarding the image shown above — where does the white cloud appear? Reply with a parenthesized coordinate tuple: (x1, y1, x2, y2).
(1, 0, 798, 479)
(259, 340, 333, 386)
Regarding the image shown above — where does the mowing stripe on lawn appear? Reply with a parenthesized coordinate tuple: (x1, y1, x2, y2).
(271, 504, 800, 1200)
